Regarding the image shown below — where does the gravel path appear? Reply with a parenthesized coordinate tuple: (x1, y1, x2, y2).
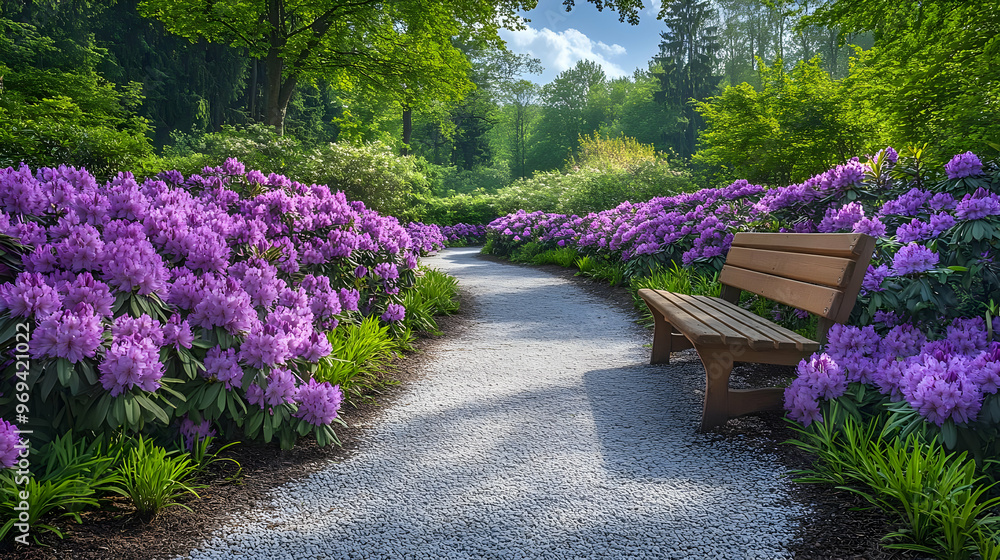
(180, 247, 803, 560)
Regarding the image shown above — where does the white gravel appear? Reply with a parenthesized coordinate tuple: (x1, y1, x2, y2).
(179, 247, 802, 560)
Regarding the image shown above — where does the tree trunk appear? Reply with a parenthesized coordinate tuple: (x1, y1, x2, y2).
(263, 50, 298, 136)
(401, 106, 412, 156)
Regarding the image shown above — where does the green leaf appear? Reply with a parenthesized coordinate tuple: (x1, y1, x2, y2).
(125, 396, 138, 425)
(215, 383, 226, 411)
(136, 393, 170, 424)
(39, 365, 59, 400)
(941, 421, 958, 449)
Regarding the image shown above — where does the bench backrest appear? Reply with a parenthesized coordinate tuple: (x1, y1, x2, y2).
(719, 232, 876, 333)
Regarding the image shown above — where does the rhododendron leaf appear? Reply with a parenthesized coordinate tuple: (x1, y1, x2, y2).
(39, 365, 58, 401)
(0, 318, 20, 344)
(225, 393, 244, 419)
(79, 361, 97, 385)
(110, 398, 125, 427)
(156, 381, 186, 403)
(941, 421, 958, 449)
(125, 398, 139, 425)
(202, 384, 222, 410)
(215, 384, 226, 411)
(67, 371, 82, 395)
(244, 410, 264, 436)
(136, 394, 169, 424)
(262, 417, 274, 442)
(90, 394, 112, 427)
(296, 420, 312, 437)
(112, 293, 128, 315)
(55, 358, 72, 387)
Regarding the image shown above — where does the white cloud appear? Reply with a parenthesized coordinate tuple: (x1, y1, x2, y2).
(644, 0, 662, 18)
(500, 25, 630, 81)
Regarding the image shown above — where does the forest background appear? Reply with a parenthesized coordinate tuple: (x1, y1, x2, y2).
(1, 0, 998, 226)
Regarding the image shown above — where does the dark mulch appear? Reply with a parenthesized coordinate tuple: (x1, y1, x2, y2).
(2, 252, 921, 559)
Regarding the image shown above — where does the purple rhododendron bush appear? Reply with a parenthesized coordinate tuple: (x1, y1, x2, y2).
(487, 148, 1000, 459)
(0, 158, 427, 456)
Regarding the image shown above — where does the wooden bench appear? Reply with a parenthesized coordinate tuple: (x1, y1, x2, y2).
(637, 232, 876, 431)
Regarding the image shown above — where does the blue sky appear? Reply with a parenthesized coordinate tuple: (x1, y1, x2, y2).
(499, 0, 668, 84)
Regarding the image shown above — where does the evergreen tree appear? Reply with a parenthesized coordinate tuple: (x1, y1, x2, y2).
(654, 0, 723, 157)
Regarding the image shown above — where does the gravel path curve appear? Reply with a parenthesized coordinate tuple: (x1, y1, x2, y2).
(180, 247, 802, 560)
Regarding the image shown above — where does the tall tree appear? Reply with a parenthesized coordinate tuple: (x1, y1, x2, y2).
(805, 0, 1000, 159)
(503, 79, 541, 178)
(528, 59, 607, 171)
(139, 0, 647, 136)
(654, 0, 722, 157)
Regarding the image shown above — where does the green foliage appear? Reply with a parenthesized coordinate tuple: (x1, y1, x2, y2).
(510, 241, 547, 264)
(187, 436, 242, 481)
(432, 164, 511, 195)
(532, 247, 580, 268)
(35, 432, 125, 511)
(569, 132, 659, 170)
(628, 262, 721, 321)
(486, 161, 695, 217)
(805, 1, 1000, 161)
(0, 470, 99, 543)
(0, 18, 154, 179)
(654, 0, 723, 158)
(788, 401, 1000, 560)
(412, 268, 461, 316)
(314, 317, 398, 405)
(413, 192, 498, 226)
(693, 57, 888, 186)
(109, 436, 202, 522)
(155, 128, 429, 220)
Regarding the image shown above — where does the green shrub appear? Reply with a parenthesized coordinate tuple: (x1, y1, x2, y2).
(109, 436, 201, 522)
(628, 263, 721, 319)
(36, 432, 125, 511)
(532, 247, 579, 268)
(413, 192, 498, 226)
(414, 268, 460, 316)
(592, 261, 627, 287)
(314, 317, 398, 405)
(155, 126, 429, 220)
(788, 403, 1000, 560)
(0, 66, 154, 180)
(433, 164, 511, 195)
(510, 241, 546, 263)
(0, 471, 99, 543)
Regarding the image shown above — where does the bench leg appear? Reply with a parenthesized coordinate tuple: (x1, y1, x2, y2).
(696, 346, 734, 431)
(648, 311, 693, 364)
(649, 311, 673, 364)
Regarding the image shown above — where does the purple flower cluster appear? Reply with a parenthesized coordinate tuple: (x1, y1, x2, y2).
(178, 416, 216, 450)
(786, 319, 999, 427)
(945, 151, 983, 179)
(0, 418, 21, 469)
(293, 378, 344, 426)
(405, 222, 446, 255)
(441, 223, 487, 244)
(0, 161, 422, 430)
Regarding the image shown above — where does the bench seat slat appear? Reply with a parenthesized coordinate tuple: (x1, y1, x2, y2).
(695, 296, 820, 353)
(723, 247, 856, 289)
(641, 290, 727, 345)
(652, 291, 751, 346)
(643, 290, 818, 352)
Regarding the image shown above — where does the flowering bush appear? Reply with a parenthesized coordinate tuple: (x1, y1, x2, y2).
(404, 222, 446, 256)
(441, 223, 487, 246)
(0, 159, 423, 449)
